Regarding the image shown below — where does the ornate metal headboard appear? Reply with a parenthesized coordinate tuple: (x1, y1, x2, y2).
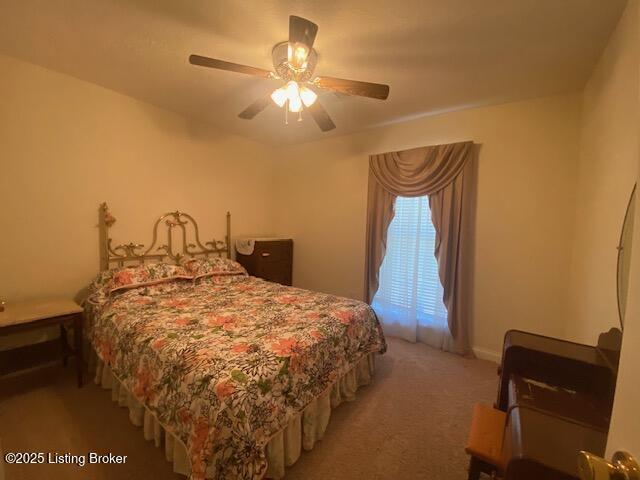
(98, 202, 231, 270)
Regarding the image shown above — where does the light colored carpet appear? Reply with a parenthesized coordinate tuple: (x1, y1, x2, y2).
(0, 338, 497, 480)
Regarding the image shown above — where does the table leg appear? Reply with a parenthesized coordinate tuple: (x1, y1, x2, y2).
(60, 323, 69, 367)
(74, 313, 83, 387)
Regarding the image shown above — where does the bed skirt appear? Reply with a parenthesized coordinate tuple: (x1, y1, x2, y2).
(89, 350, 376, 479)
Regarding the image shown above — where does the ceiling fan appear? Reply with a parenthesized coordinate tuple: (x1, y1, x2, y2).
(189, 15, 390, 132)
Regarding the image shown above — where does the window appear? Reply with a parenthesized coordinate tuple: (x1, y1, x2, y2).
(372, 195, 449, 346)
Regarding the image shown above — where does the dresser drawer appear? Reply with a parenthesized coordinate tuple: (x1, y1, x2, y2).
(254, 240, 292, 263)
(255, 260, 292, 286)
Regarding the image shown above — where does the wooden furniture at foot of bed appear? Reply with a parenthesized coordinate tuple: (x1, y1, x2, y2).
(0, 298, 83, 387)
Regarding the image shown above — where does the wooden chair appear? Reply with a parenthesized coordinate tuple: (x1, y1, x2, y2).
(465, 403, 506, 480)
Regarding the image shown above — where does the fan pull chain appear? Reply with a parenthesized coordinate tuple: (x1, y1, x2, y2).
(285, 100, 289, 125)
(298, 109, 302, 122)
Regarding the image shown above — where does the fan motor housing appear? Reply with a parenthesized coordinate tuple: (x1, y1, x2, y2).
(272, 41, 317, 82)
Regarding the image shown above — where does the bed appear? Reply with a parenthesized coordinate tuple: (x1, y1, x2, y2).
(85, 204, 386, 479)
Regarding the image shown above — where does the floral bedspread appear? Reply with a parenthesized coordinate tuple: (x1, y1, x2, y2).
(87, 275, 386, 479)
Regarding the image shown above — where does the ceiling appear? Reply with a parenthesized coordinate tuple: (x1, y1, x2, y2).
(0, 0, 627, 145)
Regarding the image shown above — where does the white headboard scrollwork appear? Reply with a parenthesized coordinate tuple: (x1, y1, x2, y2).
(98, 203, 231, 270)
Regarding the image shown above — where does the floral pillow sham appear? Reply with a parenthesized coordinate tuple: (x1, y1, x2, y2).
(88, 263, 190, 304)
(182, 256, 248, 279)
(108, 263, 192, 292)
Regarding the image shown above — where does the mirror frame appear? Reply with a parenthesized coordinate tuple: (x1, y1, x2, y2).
(617, 182, 637, 329)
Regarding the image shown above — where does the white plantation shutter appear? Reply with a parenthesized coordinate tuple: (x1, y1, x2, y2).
(372, 196, 449, 346)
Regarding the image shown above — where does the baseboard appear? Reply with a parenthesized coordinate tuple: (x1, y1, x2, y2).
(472, 346, 501, 364)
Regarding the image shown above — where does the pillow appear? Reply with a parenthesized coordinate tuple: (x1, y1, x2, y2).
(182, 257, 248, 280)
(88, 263, 191, 301)
(107, 263, 191, 293)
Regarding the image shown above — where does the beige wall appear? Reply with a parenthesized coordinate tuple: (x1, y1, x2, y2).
(0, 53, 276, 311)
(566, 0, 639, 344)
(273, 93, 582, 358)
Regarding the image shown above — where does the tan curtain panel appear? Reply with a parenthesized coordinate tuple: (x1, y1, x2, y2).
(364, 141, 475, 355)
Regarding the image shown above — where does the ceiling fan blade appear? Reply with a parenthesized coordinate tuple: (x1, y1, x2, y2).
(313, 76, 390, 100)
(288, 16, 318, 68)
(238, 94, 272, 120)
(289, 16, 318, 50)
(308, 100, 336, 132)
(189, 54, 272, 78)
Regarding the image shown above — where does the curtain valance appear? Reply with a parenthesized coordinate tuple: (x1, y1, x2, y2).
(369, 141, 474, 197)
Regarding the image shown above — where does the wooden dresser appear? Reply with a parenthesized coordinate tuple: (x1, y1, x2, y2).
(236, 239, 293, 286)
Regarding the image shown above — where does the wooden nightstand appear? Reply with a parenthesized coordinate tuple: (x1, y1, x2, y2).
(0, 298, 84, 387)
(236, 238, 293, 286)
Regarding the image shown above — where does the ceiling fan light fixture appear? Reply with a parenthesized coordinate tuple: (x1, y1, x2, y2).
(272, 81, 310, 112)
(300, 86, 317, 107)
(288, 43, 309, 69)
(285, 80, 300, 100)
(270, 87, 288, 107)
(288, 94, 303, 113)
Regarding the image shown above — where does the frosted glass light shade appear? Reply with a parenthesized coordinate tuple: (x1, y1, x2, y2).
(288, 95, 302, 112)
(285, 81, 300, 100)
(300, 86, 317, 107)
(270, 87, 287, 107)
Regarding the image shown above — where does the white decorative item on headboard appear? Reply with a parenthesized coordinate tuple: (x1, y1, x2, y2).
(98, 203, 231, 270)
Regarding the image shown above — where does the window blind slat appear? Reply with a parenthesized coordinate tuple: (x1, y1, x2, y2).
(373, 196, 448, 323)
